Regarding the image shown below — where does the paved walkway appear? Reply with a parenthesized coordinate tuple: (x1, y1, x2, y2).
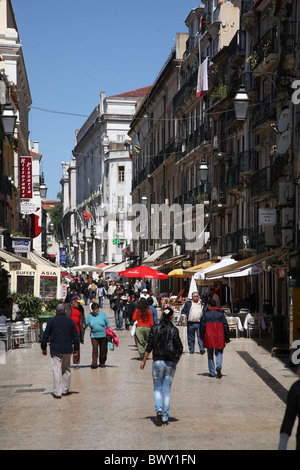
(0, 299, 298, 451)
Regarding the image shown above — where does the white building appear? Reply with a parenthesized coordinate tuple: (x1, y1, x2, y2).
(61, 87, 151, 267)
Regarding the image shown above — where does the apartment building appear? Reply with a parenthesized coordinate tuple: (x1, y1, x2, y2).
(62, 88, 150, 267)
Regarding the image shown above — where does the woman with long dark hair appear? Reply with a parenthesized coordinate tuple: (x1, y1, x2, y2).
(132, 298, 153, 359)
(140, 307, 183, 426)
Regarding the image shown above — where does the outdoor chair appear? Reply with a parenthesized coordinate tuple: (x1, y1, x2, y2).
(11, 323, 31, 348)
(0, 325, 11, 351)
(226, 317, 239, 338)
(246, 317, 262, 339)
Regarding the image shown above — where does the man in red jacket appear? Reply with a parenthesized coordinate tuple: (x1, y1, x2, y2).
(200, 299, 230, 378)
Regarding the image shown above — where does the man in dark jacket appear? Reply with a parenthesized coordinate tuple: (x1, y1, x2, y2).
(200, 299, 230, 378)
(41, 304, 79, 398)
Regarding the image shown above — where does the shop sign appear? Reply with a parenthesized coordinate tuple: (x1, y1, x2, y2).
(12, 239, 31, 253)
(41, 271, 58, 278)
(16, 271, 35, 276)
(259, 209, 277, 226)
(19, 156, 32, 199)
(182, 260, 192, 268)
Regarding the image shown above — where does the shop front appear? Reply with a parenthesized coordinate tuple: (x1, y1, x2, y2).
(0, 249, 61, 300)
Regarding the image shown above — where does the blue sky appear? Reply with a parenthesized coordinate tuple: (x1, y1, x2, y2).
(12, 0, 201, 200)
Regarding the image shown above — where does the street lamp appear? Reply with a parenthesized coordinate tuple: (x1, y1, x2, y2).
(199, 159, 209, 183)
(1, 102, 17, 137)
(39, 172, 47, 199)
(233, 85, 250, 120)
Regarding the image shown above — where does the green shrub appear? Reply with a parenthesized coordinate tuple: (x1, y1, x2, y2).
(10, 293, 43, 319)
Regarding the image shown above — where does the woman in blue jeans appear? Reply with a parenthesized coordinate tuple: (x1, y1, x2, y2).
(140, 307, 183, 426)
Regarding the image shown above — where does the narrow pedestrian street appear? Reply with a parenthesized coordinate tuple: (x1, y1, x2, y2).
(0, 300, 297, 451)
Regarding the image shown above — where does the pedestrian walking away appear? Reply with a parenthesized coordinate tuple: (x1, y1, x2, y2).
(140, 306, 183, 426)
(41, 304, 79, 398)
(64, 295, 85, 367)
(97, 284, 107, 308)
(278, 365, 300, 450)
(200, 299, 230, 378)
(132, 298, 153, 360)
(85, 302, 111, 368)
(181, 292, 205, 354)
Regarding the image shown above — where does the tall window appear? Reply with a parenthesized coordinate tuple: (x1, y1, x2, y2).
(118, 166, 125, 182)
(118, 196, 124, 210)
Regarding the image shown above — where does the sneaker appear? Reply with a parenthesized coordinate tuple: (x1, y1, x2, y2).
(156, 411, 163, 426)
(216, 367, 222, 378)
(200, 350, 206, 355)
(162, 420, 169, 426)
(53, 394, 61, 399)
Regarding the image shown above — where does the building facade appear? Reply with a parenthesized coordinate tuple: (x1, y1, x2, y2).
(62, 88, 151, 267)
(129, 1, 300, 343)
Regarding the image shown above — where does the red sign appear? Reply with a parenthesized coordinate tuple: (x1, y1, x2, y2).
(20, 156, 32, 199)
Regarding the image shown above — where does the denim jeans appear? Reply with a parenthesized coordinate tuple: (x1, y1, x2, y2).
(115, 308, 123, 329)
(98, 296, 103, 308)
(187, 322, 204, 352)
(207, 348, 223, 375)
(152, 360, 176, 423)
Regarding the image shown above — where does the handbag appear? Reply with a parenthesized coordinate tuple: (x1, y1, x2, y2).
(130, 320, 138, 337)
(107, 338, 114, 351)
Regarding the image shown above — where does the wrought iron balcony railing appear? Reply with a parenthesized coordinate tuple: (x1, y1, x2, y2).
(251, 94, 276, 131)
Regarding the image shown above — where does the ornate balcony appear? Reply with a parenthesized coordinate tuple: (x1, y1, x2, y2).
(249, 27, 278, 72)
(251, 94, 276, 132)
(250, 166, 272, 200)
(239, 150, 258, 175)
(173, 69, 198, 112)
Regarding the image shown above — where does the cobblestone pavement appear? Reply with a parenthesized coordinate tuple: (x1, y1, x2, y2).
(0, 299, 298, 451)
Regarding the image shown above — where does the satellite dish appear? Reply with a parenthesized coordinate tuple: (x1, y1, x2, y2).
(277, 108, 290, 133)
(277, 130, 291, 155)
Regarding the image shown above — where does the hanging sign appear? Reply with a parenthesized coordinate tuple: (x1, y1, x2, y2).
(19, 156, 33, 199)
(18, 201, 36, 215)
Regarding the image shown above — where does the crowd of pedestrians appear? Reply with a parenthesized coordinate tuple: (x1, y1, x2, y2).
(38, 274, 300, 448)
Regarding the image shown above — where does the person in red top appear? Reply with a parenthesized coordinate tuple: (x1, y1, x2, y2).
(200, 299, 230, 378)
(65, 296, 86, 367)
(132, 298, 153, 359)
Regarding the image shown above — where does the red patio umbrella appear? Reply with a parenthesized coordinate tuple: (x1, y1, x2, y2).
(118, 265, 168, 279)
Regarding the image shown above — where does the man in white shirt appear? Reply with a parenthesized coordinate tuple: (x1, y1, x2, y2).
(181, 292, 205, 354)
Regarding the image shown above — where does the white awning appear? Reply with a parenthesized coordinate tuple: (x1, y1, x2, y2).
(205, 248, 287, 279)
(102, 262, 127, 273)
(143, 245, 172, 264)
